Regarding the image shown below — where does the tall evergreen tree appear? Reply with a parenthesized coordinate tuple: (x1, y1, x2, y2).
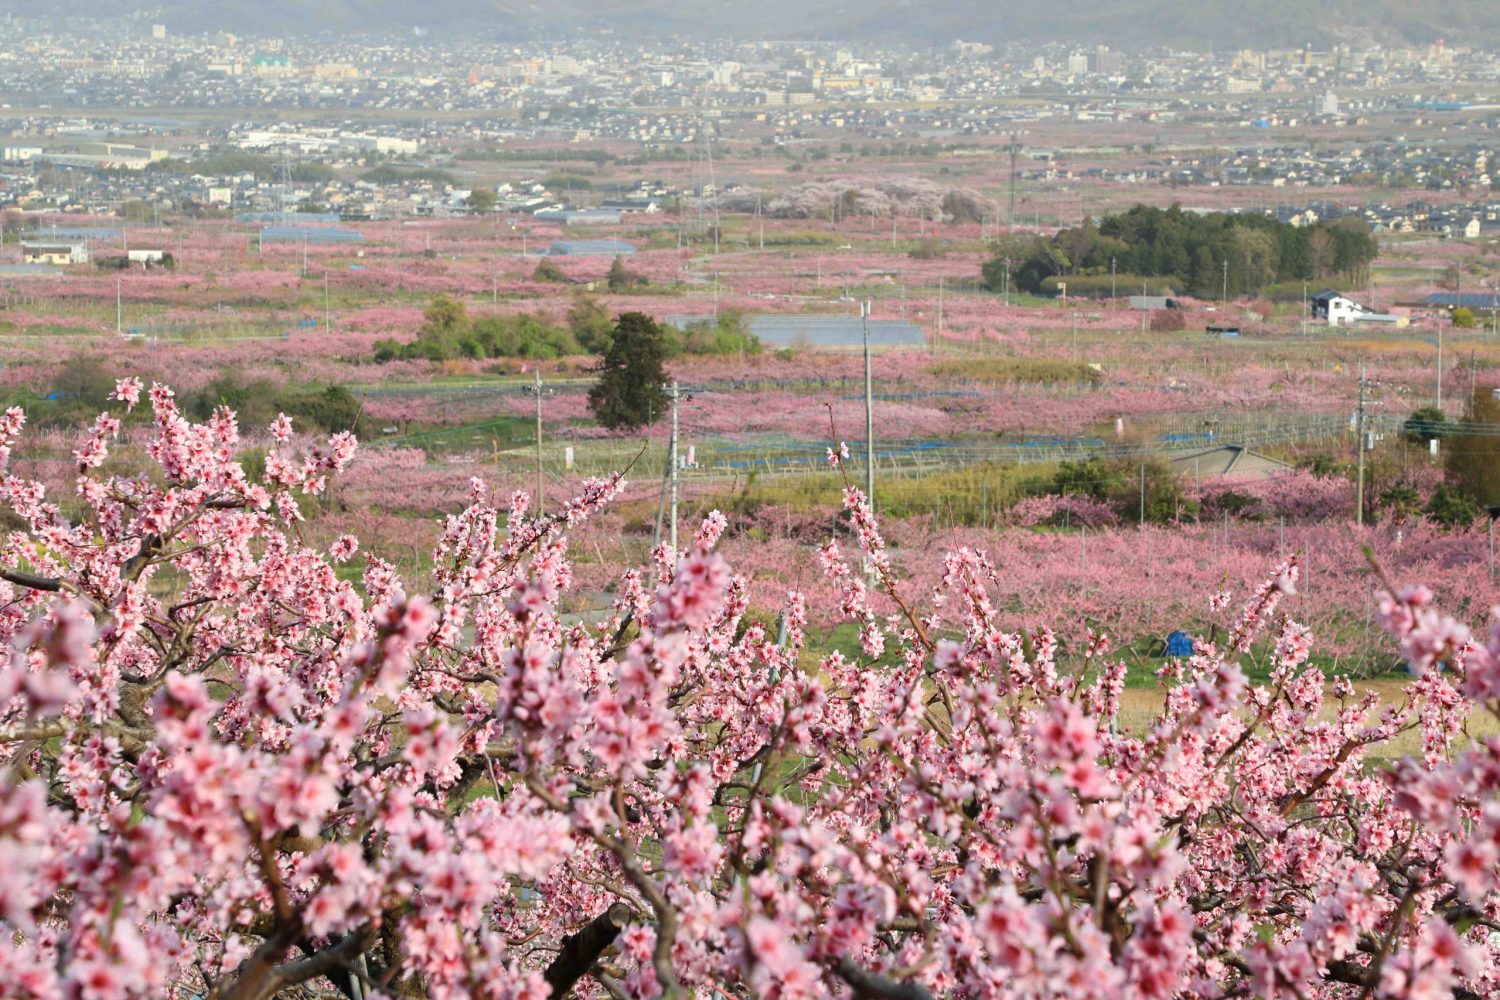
(588, 312, 669, 430)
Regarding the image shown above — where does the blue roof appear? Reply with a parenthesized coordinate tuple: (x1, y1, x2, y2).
(22, 227, 120, 239)
(238, 212, 343, 224)
(548, 240, 635, 256)
(665, 313, 925, 348)
(1427, 293, 1500, 310)
(259, 226, 364, 244)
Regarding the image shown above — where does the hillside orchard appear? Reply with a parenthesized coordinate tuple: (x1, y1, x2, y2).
(1, 388, 1500, 999)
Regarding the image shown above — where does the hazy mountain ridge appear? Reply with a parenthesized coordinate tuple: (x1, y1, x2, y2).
(11, 0, 1491, 48)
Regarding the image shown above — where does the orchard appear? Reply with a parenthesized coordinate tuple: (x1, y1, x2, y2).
(1, 383, 1499, 999)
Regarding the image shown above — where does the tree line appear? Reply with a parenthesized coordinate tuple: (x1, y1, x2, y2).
(984, 204, 1379, 298)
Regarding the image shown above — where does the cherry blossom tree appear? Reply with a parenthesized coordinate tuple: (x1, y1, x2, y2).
(1, 388, 1499, 1000)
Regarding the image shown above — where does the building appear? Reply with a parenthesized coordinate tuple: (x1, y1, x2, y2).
(21, 242, 88, 265)
(1170, 445, 1294, 482)
(548, 240, 636, 256)
(1310, 290, 1407, 327)
(1309, 290, 1370, 326)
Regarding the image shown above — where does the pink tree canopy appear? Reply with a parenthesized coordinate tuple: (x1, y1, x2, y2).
(1, 384, 1498, 999)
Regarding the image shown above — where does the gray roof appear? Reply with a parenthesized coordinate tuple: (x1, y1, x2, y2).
(258, 226, 364, 244)
(665, 313, 925, 348)
(1171, 446, 1294, 481)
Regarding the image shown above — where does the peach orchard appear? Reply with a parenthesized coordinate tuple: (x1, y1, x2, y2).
(0, 384, 1498, 1000)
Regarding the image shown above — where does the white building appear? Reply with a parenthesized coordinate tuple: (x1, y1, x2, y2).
(1310, 290, 1406, 327)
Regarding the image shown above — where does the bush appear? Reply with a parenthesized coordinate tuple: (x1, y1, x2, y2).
(1403, 406, 1456, 443)
(1424, 484, 1480, 527)
(1452, 306, 1477, 329)
(532, 258, 569, 284)
(568, 296, 615, 354)
(606, 255, 648, 292)
(908, 238, 948, 260)
(375, 296, 578, 362)
(666, 312, 761, 357)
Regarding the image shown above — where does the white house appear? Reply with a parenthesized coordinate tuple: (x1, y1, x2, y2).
(1309, 290, 1407, 328)
(1310, 290, 1371, 326)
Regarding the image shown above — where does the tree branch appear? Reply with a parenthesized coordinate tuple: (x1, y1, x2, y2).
(0, 566, 61, 592)
(543, 902, 633, 998)
(832, 957, 935, 1000)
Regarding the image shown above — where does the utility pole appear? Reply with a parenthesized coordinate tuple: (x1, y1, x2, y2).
(862, 300, 875, 508)
(1471, 350, 1478, 411)
(1006, 130, 1022, 228)
(1355, 364, 1368, 527)
(1111, 256, 1117, 301)
(534, 368, 545, 514)
(1003, 256, 1011, 307)
(1221, 259, 1229, 306)
(1301, 280, 1308, 336)
(115, 279, 122, 336)
(323, 272, 330, 332)
(669, 380, 680, 553)
(937, 277, 944, 342)
(1437, 316, 1444, 412)
(1138, 463, 1145, 525)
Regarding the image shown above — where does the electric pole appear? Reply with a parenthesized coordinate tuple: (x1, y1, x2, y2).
(1437, 316, 1444, 412)
(669, 380, 680, 553)
(1006, 130, 1022, 229)
(1138, 463, 1145, 525)
(1222, 259, 1228, 306)
(862, 300, 875, 508)
(1355, 364, 1368, 527)
(323, 272, 330, 332)
(534, 367, 545, 514)
(115, 279, 122, 336)
(937, 277, 944, 342)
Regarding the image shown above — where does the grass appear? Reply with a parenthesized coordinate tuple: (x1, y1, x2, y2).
(1116, 681, 1500, 762)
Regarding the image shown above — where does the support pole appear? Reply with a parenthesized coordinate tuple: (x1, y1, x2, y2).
(1138, 463, 1145, 526)
(862, 300, 875, 509)
(1355, 364, 1367, 527)
(669, 380, 680, 554)
(534, 367, 544, 514)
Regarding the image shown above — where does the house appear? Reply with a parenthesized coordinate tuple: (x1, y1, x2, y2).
(127, 249, 166, 265)
(21, 242, 88, 265)
(1309, 290, 1374, 326)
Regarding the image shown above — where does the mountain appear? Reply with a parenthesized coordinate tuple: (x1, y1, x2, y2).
(9, 0, 1491, 48)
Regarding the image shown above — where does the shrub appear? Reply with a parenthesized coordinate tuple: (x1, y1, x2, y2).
(1425, 483, 1480, 526)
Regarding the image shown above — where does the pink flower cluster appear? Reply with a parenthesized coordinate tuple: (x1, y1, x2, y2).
(0, 385, 1497, 1000)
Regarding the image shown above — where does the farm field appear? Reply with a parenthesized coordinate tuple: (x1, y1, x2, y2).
(1, 197, 1496, 679)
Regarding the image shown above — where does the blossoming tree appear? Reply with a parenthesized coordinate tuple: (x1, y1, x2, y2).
(2, 382, 1499, 999)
